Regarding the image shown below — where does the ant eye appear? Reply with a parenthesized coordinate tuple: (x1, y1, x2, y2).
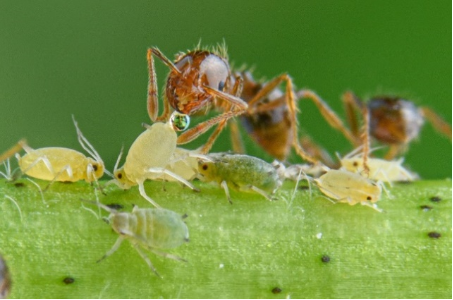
(170, 112, 190, 131)
(218, 81, 225, 91)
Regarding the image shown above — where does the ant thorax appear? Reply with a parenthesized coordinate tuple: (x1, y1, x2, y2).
(166, 51, 231, 114)
(368, 97, 424, 144)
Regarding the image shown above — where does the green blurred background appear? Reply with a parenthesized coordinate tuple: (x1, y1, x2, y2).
(0, 0, 451, 179)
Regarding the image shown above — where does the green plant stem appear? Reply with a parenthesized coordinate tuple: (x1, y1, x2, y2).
(0, 179, 451, 298)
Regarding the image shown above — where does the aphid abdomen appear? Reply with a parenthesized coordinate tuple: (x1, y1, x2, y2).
(124, 122, 177, 182)
(133, 208, 189, 249)
(19, 148, 88, 181)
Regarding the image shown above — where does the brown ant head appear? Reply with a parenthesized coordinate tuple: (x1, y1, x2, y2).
(368, 97, 424, 145)
(166, 50, 231, 114)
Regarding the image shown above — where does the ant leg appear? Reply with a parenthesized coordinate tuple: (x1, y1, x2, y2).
(360, 106, 371, 177)
(297, 89, 358, 145)
(246, 73, 289, 109)
(97, 236, 124, 263)
(0, 139, 26, 164)
(229, 118, 245, 154)
(341, 91, 365, 142)
(383, 144, 404, 160)
(300, 136, 336, 168)
(147, 48, 180, 122)
(199, 119, 228, 154)
(420, 107, 452, 139)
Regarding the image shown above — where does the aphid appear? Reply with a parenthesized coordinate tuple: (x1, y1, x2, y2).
(197, 152, 282, 203)
(227, 70, 356, 165)
(342, 92, 452, 159)
(16, 116, 105, 186)
(83, 200, 189, 277)
(0, 254, 11, 299)
(146, 44, 248, 153)
(340, 148, 418, 182)
(314, 169, 382, 211)
(0, 139, 26, 164)
(112, 113, 199, 208)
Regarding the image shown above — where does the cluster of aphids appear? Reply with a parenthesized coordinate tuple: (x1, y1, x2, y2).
(0, 43, 451, 280)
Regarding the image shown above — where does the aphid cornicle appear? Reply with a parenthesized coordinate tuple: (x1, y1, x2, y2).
(16, 116, 105, 185)
(197, 152, 282, 203)
(112, 112, 199, 208)
(146, 44, 248, 153)
(83, 200, 189, 278)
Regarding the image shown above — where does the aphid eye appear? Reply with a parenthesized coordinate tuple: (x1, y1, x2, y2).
(366, 196, 372, 201)
(170, 112, 190, 131)
(117, 173, 123, 179)
(202, 164, 208, 171)
(92, 164, 98, 171)
(218, 81, 225, 91)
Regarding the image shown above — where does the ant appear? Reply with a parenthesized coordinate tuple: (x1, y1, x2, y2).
(341, 91, 452, 159)
(225, 70, 355, 165)
(146, 44, 247, 154)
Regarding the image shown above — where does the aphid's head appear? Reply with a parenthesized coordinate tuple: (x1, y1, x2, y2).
(170, 112, 190, 131)
(341, 158, 362, 173)
(109, 212, 130, 235)
(197, 159, 217, 182)
(87, 159, 105, 182)
(113, 167, 135, 189)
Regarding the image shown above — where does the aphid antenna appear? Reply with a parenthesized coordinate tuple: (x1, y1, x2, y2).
(113, 146, 124, 175)
(71, 115, 104, 164)
(80, 198, 116, 215)
(4, 194, 23, 222)
(0, 159, 12, 180)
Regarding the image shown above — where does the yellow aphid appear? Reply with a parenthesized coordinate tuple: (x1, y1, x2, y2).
(84, 200, 189, 277)
(341, 156, 418, 182)
(314, 169, 382, 211)
(159, 147, 211, 182)
(17, 116, 105, 184)
(112, 112, 198, 208)
(197, 153, 282, 203)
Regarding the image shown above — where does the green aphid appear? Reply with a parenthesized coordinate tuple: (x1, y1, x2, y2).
(197, 153, 282, 203)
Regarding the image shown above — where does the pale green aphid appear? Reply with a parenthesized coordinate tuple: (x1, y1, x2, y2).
(84, 200, 189, 278)
(16, 116, 105, 184)
(314, 169, 383, 212)
(197, 153, 282, 203)
(112, 112, 199, 208)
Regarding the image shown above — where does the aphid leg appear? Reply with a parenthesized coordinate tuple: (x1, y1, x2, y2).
(0, 139, 26, 164)
(298, 89, 358, 145)
(43, 164, 74, 192)
(131, 243, 161, 278)
(149, 248, 187, 263)
(147, 47, 181, 122)
(98, 236, 124, 263)
(420, 107, 452, 139)
(383, 144, 404, 160)
(220, 180, 232, 204)
(147, 167, 200, 192)
(341, 91, 365, 143)
(360, 201, 383, 213)
(4, 195, 23, 222)
(138, 182, 162, 208)
(25, 178, 47, 205)
(250, 186, 275, 201)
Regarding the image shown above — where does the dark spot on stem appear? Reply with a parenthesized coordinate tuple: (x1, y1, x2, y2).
(321, 255, 331, 263)
(420, 205, 433, 211)
(271, 287, 282, 294)
(428, 232, 441, 239)
(430, 196, 441, 203)
(106, 203, 123, 210)
(63, 277, 75, 284)
(13, 182, 25, 188)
